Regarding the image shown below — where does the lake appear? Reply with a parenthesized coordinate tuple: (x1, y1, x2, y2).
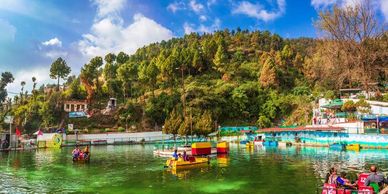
(1, 144, 387, 193)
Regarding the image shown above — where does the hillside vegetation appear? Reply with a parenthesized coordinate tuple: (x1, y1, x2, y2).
(0, 2, 386, 137)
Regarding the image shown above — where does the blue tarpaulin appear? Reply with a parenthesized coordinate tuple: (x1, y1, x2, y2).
(69, 112, 87, 118)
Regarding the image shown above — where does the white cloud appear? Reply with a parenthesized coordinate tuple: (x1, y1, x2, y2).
(381, 0, 388, 21)
(311, 0, 387, 22)
(79, 14, 173, 57)
(311, 0, 338, 9)
(0, 19, 16, 43)
(5, 66, 53, 96)
(45, 50, 68, 59)
(42, 37, 62, 47)
(207, 0, 217, 7)
(183, 18, 221, 34)
(93, 0, 126, 18)
(199, 15, 207, 22)
(167, 1, 185, 13)
(189, 0, 204, 13)
(79, 0, 174, 57)
(232, 0, 286, 22)
(0, 0, 32, 16)
(41, 37, 67, 59)
(183, 23, 195, 34)
(311, 0, 371, 9)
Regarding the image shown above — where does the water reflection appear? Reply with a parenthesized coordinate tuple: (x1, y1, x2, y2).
(0, 144, 388, 193)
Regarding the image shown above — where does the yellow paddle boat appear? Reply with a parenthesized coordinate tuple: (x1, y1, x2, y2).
(165, 156, 209, 169)
(245, 141, 254, 148)
(346, 144, 360, 151)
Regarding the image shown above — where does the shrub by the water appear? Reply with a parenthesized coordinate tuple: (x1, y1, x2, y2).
(118, 127, 125, 132)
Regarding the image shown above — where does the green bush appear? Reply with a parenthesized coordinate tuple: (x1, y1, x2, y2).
(83, 128, 89, 134)
(383, 93, 388, 102)
(105, 128, 111, 132)
(118, 127, 125, 132)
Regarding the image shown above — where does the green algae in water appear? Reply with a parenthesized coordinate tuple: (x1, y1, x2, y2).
(196, 180, 247, 193)
(1, 144, 388, 193)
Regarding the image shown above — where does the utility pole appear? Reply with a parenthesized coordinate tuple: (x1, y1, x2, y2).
(190, 108, 193, 143)
(9, 119, 11, 149)
(180, 67, 186, 117)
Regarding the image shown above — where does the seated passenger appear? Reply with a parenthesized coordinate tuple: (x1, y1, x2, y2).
(364, 165, 385, 188)
(83, 145, 90, 159)
(183, 151, 189, 161)
(72, 146, 80, 159)
(177, 153, 183, 162)
(327, 168, 347, 187)
(339, 172, 357, 189)
(172, 149, 178, 160)
(325, 167, 335, 183)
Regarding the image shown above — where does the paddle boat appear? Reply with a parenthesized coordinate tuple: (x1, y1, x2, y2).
(262, 136, 280, 147)
(165, 156, 209, 169)
(329, 143, 345, 151)
(239, 140, 249, 145)
(72, 153, 90, 162)
(245, 141, 254, 148)
(263, 138, 278, 147)
(321, 173, 376, 194)
(346, 144, 360, 151)
(253, 135, 264, 146)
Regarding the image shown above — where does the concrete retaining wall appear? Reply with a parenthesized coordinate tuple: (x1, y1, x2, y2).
(66, 131, 170, 144)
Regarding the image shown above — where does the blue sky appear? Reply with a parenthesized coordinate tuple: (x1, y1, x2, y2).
(0, 0, 387, 94)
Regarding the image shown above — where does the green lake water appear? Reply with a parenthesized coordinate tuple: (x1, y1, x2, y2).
(1, 144, 388, 194)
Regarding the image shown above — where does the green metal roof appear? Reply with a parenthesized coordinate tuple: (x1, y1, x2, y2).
(322, 99, 343, 109)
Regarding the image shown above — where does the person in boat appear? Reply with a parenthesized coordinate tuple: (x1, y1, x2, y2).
(327, 167, 347, 187)
(83, 145, 90, 159)
(72, 146, 80, 160)
(339, 172, 357, 189)
(177, 153, 183, 162)
(325, 167, 335, 183)
(364, 165, 386, 187)
(183, 151, 189, 161)
(172, 149, 178, 160)
(79, 151, 84, 160)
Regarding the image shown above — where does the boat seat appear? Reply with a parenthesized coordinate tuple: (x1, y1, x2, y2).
(358, 186, 374, 194)
(189, 156, 195, 162)
(357, 173, 369, 188)
(369, 182, 379, 193)
(322, 183, 337, 194)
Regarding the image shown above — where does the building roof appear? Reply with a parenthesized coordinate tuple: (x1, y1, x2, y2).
(64, 100, 87, 104)
(258, 126, 345, 133)
(321, 99, 343, 109)
(339, 88, 362, 92)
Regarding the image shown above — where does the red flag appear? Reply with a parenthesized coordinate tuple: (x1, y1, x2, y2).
(16, 127, 21, 137)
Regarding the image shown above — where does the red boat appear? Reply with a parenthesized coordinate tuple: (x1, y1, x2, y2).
(321, 173, 375, 194)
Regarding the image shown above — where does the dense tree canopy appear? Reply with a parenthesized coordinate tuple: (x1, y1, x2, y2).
(1, 0, 386, 135)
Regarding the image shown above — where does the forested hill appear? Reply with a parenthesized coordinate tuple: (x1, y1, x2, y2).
(1, 3, 386, 135)
(109, 30, 317, 128)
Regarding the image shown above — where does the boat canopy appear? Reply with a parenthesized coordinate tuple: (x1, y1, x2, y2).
(258, 126, 345, 133)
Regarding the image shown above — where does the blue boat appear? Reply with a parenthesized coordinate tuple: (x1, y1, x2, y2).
(263, 141, 278, 147)
(329, 143, 345, 151)
(240, 140, 249, 145)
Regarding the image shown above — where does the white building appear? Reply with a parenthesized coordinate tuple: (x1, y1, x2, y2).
(63, 100, 88, 112)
